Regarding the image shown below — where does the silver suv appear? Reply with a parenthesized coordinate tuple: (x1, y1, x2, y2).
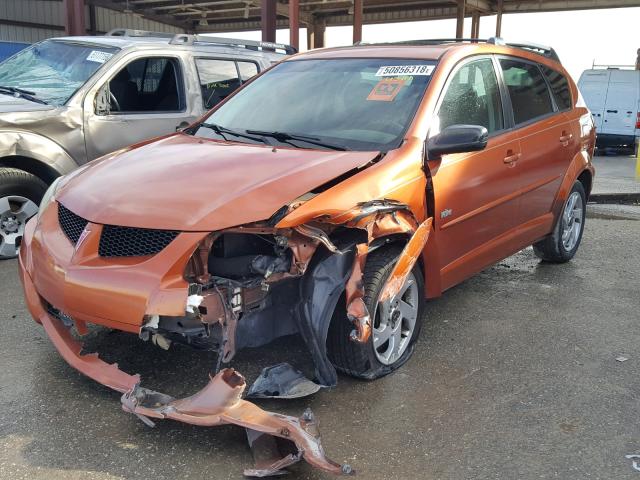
(0, 29, 292, 258)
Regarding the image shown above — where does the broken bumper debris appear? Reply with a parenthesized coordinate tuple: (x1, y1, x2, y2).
(18, 261, 353, 477)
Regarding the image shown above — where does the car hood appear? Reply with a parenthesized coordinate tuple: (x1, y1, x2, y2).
(0, 93, 55, 113)
(57, 134, 379, 231)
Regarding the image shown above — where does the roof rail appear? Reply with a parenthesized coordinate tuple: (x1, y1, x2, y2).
(105, 28, 176, 39)
(169, 34, 296, 55)
(591, 62, 635, 69)
(354, 36, 560, 62)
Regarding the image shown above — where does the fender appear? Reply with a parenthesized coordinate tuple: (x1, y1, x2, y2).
(551, 150, 594, 220)
(0, 129, 78, 177)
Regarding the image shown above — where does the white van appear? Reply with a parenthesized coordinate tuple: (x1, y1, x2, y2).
(577, 68, 640, 153)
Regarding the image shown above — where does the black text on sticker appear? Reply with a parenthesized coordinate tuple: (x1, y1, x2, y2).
(375, 65, 434, 76)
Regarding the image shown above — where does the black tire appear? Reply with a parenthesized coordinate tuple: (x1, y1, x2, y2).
(327, 245, 425, 380)
(0, 168, 47, 259)
(533, 180, 586, 263)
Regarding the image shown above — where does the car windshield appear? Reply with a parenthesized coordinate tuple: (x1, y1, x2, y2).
(0, 40, 119, 106)
(195, 58, 436, 151)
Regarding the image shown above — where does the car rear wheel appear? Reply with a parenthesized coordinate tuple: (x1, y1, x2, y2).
(533, 180, 586, 263)
(0, 168, 46, 259)
(327, 246, 425, 380)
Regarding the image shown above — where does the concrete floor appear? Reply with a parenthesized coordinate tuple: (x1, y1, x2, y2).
(1, 208, 639, 480)
(592, 154, 640, 195)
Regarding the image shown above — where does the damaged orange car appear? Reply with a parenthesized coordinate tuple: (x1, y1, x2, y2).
(18, 38, 595, 477)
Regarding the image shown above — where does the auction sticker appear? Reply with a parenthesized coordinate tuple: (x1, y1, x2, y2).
(367, 78, 406, 102)
(86, 50, 114, 64)
(375, 65, 434, 77)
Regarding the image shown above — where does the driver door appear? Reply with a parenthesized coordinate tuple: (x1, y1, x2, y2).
(84, 54, 197, 160)
(427, 57, 522, 290)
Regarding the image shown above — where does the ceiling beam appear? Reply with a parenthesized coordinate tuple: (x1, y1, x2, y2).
(86, 0, 191, 29)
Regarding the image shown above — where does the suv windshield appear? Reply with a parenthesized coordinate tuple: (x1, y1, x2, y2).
(195, 58, 435, 151)
(0, 40, 119, 106)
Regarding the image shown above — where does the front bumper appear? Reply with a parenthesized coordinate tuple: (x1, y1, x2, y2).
(18, 218, 351, 477)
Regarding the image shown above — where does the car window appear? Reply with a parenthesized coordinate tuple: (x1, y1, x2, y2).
(438, 58, 503, 134)
(500, 59, 554, 124)
(541, 66, 572, 110)
(195, 59, 242, 109)
(196, 58, 435, 151)
(237, 61, 259, 82)
(108, 57, 182, 113)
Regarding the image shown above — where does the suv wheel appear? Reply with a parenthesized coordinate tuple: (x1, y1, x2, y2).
(327, 246, 425, 380)
(533, 180, 586, 263)
(0, 168, 46, 259)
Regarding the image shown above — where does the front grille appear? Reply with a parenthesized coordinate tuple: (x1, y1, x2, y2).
(58, 203, 88, 245)
(99, 225, 178, 257)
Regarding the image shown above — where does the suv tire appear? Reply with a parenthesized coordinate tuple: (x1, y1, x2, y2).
(0, 168, 47, 259)
(533, 180, 586, 263)
(327, 245, 425, 380)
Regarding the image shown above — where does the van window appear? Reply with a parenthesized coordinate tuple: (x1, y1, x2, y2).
(541, 66, 572, 110)
(500, 59, 554, 124)
(438, 58, 503, 134)
(237, 61, 259, 81)
(195, 59, 242, 109)
(108, 57, 182, 113)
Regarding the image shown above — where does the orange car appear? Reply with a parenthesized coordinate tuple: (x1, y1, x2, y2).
(18, 38, 594, 476)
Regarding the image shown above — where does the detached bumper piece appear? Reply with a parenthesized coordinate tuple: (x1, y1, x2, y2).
(33, 302, 352, 477)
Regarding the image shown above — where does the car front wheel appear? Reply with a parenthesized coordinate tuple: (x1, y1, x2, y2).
(327, 245, 425, 380)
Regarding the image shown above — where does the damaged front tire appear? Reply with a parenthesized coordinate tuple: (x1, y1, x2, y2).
(327, 246, 425, 380)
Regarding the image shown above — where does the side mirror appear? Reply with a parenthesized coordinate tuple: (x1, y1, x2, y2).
(94, 84, 111, 116)
(426, 124, 489, 159)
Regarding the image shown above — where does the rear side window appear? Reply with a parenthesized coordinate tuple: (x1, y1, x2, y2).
(438, 58, 504, 134)
(499, 59, 554, 124)
(541, 66, 572, 110)
(195, 59, 260, 109)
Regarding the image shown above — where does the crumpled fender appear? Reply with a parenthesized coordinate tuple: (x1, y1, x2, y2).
(0, 129, 78, 175)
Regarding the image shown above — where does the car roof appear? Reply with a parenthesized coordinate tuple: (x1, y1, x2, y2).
(49, 35, 285, 62)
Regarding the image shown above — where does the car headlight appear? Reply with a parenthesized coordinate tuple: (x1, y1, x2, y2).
(37, 176, 63, 221)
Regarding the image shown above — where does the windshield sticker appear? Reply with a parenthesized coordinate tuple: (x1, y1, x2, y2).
(86, 50, 114, 64)
(375, 65, 434, 77)
(367, 78, 405, 102)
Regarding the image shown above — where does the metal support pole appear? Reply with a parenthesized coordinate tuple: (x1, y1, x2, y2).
(471, 12, 480, 39)
(456, 0, 465, 39)
(307, 16, 325, 49)
(63, 0, 86, 36)
(261, 0, 277, 43)
(496, 0, 503, 37)
(353, 0, 363, 44)
(289, 0, 299, 50)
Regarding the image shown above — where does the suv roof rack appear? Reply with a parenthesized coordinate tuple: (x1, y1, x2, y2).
(169, 34, 296, 55)
(105, 29, 296, 55)
(591, 62, 636, 70)
(354, 37, 560, 62)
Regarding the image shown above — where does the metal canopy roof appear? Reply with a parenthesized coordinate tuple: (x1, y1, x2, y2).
(88, 0, 640, 33)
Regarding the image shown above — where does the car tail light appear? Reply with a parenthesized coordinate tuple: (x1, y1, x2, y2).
(636, 112, 640, 130)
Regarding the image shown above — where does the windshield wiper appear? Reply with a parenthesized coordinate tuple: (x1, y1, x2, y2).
(245, 130, 348, 151)
(199, 123, 271, 146)
(0, 86, 48, 105)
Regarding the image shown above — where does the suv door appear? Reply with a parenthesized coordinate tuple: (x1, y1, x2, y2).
(498, 58, 574, 231)
(428, 57, 522, 290)
(84, 55, 198, 160)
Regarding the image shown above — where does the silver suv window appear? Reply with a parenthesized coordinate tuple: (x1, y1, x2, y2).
(195, 58, 259, 109)
(0, 40, 119, 106)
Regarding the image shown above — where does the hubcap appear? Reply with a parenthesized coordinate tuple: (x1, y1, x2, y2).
(372, 271, 419, 365)
(0, 196, 38, 259)
(561, 191, 583, 251)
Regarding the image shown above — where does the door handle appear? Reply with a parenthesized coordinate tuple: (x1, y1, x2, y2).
(176, 121, 190, 132)
(559, 132, 573, 145)
(503, 151, 521, 164)
(606, 109, 618, 113)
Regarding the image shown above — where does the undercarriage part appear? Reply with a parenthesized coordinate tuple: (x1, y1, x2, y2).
(121, 369, 352, 477)
(247, 363, 322, 399)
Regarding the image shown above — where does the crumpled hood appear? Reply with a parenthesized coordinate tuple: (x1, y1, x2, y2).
(0, 93, 55, 113)
(57, 134, 378, 231)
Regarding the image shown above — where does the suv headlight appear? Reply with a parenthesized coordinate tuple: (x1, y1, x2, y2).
(37, 176, 63, 221)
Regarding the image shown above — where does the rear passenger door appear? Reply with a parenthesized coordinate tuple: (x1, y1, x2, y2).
(194, 58, 259, 109)
(429, 57, 522, 290)
(498, 58, 574, 231)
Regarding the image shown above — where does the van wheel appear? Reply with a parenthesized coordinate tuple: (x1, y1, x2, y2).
(533, 181, 586, 263)
(0, 168, 46, 259)
(327, 246, 425, 380)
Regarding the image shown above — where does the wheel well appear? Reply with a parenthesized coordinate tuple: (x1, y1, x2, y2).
(0, 155, 61, 186)
(577, 169, 592, 200)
